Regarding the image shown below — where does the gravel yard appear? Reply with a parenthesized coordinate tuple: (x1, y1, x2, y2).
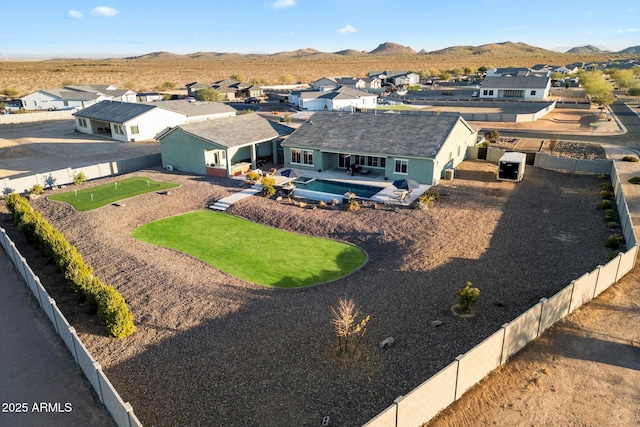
(0, 161, 615, 426)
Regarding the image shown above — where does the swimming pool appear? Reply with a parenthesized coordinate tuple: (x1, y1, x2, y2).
(293, 178, 384, 199)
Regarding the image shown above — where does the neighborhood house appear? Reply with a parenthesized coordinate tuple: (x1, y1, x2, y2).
(19, 85, 137, 111)
(281, 111, 477, 186)
(288, 86, 378, 112)
(478, 76, 551, 100)
(73, 101, 187, 142)
(158, 113, 292, 178)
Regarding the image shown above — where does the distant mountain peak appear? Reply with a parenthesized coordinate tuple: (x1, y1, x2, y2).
(566, 45, 607, 54)
(369, 42, 416, 55)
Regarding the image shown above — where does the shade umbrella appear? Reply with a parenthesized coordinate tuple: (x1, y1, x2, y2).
(392, 178, 419, 190)
(280, 169, 299, 178)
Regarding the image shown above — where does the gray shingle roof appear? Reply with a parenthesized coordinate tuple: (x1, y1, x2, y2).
(145, 100, 236, 116)
(481, 76, 550, 89)
(73, 101, 157, 123)
(171, 113, 282, 148)
(281, 111, 474, 159)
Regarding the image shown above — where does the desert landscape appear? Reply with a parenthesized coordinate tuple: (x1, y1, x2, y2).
(1, 41, 637, 95)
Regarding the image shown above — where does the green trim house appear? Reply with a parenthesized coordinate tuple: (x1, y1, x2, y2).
(281, 111, 477, 185)
(158, 113, 292, 178)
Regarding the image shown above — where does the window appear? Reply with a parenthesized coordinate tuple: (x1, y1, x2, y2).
(78, 118, 87, 127)
(291, 148, 313, 166)
(489, 90, 494, 96)
(114, 125, 124, 135)
(482, 90, 488, 96)
(531, 90, 536, 96)
(394, 159, 408, 175)
(130, 125, 139, 135)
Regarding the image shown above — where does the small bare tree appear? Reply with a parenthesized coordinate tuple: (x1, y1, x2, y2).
(331, 296, 370, 358)
(548, 135, 558, 153)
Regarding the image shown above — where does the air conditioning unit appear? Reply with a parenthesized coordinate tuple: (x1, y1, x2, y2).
(444, 168, 454, 181)
(166, 165, 174, 171)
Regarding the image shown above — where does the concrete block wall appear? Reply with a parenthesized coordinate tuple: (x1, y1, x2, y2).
(1, 154, 161, 195)
(0, 227, 142, 427)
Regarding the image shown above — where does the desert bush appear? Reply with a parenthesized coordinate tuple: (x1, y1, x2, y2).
(607, 221, 620, 228)
(604, 209, 618, 222)
(298, 201, 307, 208)
(97, 285, 136, 339)
(30, 184, 44, 195)
(628, 176, 640, 185)
(331, 198, 339, 206)
(622, 156, 639, 162)
(608, 251, 621, 261)
(456, 282, 480, 314)
(72, 171, 87, 186)
(318, 201, 328, 208)
(347, 199, 360, 211)
(331, 296, 370, 358)
(416, 192, 439, 210)
(597, 199, 612, 210)
(604, 233, 623, 249)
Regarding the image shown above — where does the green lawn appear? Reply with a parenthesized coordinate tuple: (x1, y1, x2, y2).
(48, 177, 179, 211)
(131, 211, 367, 288)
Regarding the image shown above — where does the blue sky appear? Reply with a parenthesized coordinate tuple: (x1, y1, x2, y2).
(1, 0, 638, 58)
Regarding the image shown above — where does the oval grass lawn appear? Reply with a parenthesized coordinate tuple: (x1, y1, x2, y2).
(131, 211, 367, 288)
(48, 177, 179, 211)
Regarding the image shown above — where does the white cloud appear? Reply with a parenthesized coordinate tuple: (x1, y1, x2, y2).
(90, 6, 120, 17)
(337, 24, 357, 34)
(67, 10, 83, 19)
(267, 0, 296, 9)
(618, 28, 639, 33)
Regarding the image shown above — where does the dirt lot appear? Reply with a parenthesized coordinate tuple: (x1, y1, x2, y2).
(0, 161, 616, 426)
(0, 120, 160, 179)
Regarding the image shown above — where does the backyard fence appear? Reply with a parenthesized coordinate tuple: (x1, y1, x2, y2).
(1, 153, 162, 195)
(0, 228, 142, 427)
(0, 110, 76, 124)
(364, 160, 638, 427)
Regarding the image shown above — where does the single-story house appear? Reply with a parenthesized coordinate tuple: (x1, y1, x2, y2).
(478, 76, 551, 100)
(187, 79, 264, 101)
(144, 100, 237, 123)
(311, 76, 366, 90)
(73, 101, 187, 142)
(368, 70, 420, 86)
(281, 111, 477, 186)
(19, 84, 136, 110)
(158, 113, 293, 178)
(288, 86, 377, 111)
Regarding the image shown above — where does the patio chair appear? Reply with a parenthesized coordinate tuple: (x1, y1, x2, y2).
(389, 190, 408, 203)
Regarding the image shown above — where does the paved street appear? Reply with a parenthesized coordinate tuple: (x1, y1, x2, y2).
(0, 250, 115, 427)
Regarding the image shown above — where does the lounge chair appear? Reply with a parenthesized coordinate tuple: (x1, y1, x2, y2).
(389, 190, 408, 203)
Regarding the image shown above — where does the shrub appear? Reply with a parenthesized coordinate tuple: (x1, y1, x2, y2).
(262, 185, 276, 197)
(604, 233, 623, 249)
(245, 171, 260, 182)
(608, 251, 621, 261)
(599, 190, 613, 200)
(604, 209, 618, 221)
(622, 156, 639, 162)
(628, 176, 640, 185)
(331, 296, 370, 358)
(73, 171, 87, 186)
(5, 194, 134, 339)
(30, 184, 44, 195)
(597, 199, 612, 210)
(607, 221, 620, 228)
(347, 199, 360, 211)
(318, 201, 328, 208)
(456, 282, 480, 314)
(97, 285, 136, 339)
(417, 192, 439, 210)
(600, 182, 613, 191)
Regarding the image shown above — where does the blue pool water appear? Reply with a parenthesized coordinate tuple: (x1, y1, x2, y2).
(293, 178, 384, 199)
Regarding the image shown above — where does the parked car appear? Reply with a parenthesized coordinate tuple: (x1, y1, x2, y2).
(244, 97, 260, 104)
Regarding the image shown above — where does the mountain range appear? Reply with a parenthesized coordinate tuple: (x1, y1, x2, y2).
(124, 41, 640, 61)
